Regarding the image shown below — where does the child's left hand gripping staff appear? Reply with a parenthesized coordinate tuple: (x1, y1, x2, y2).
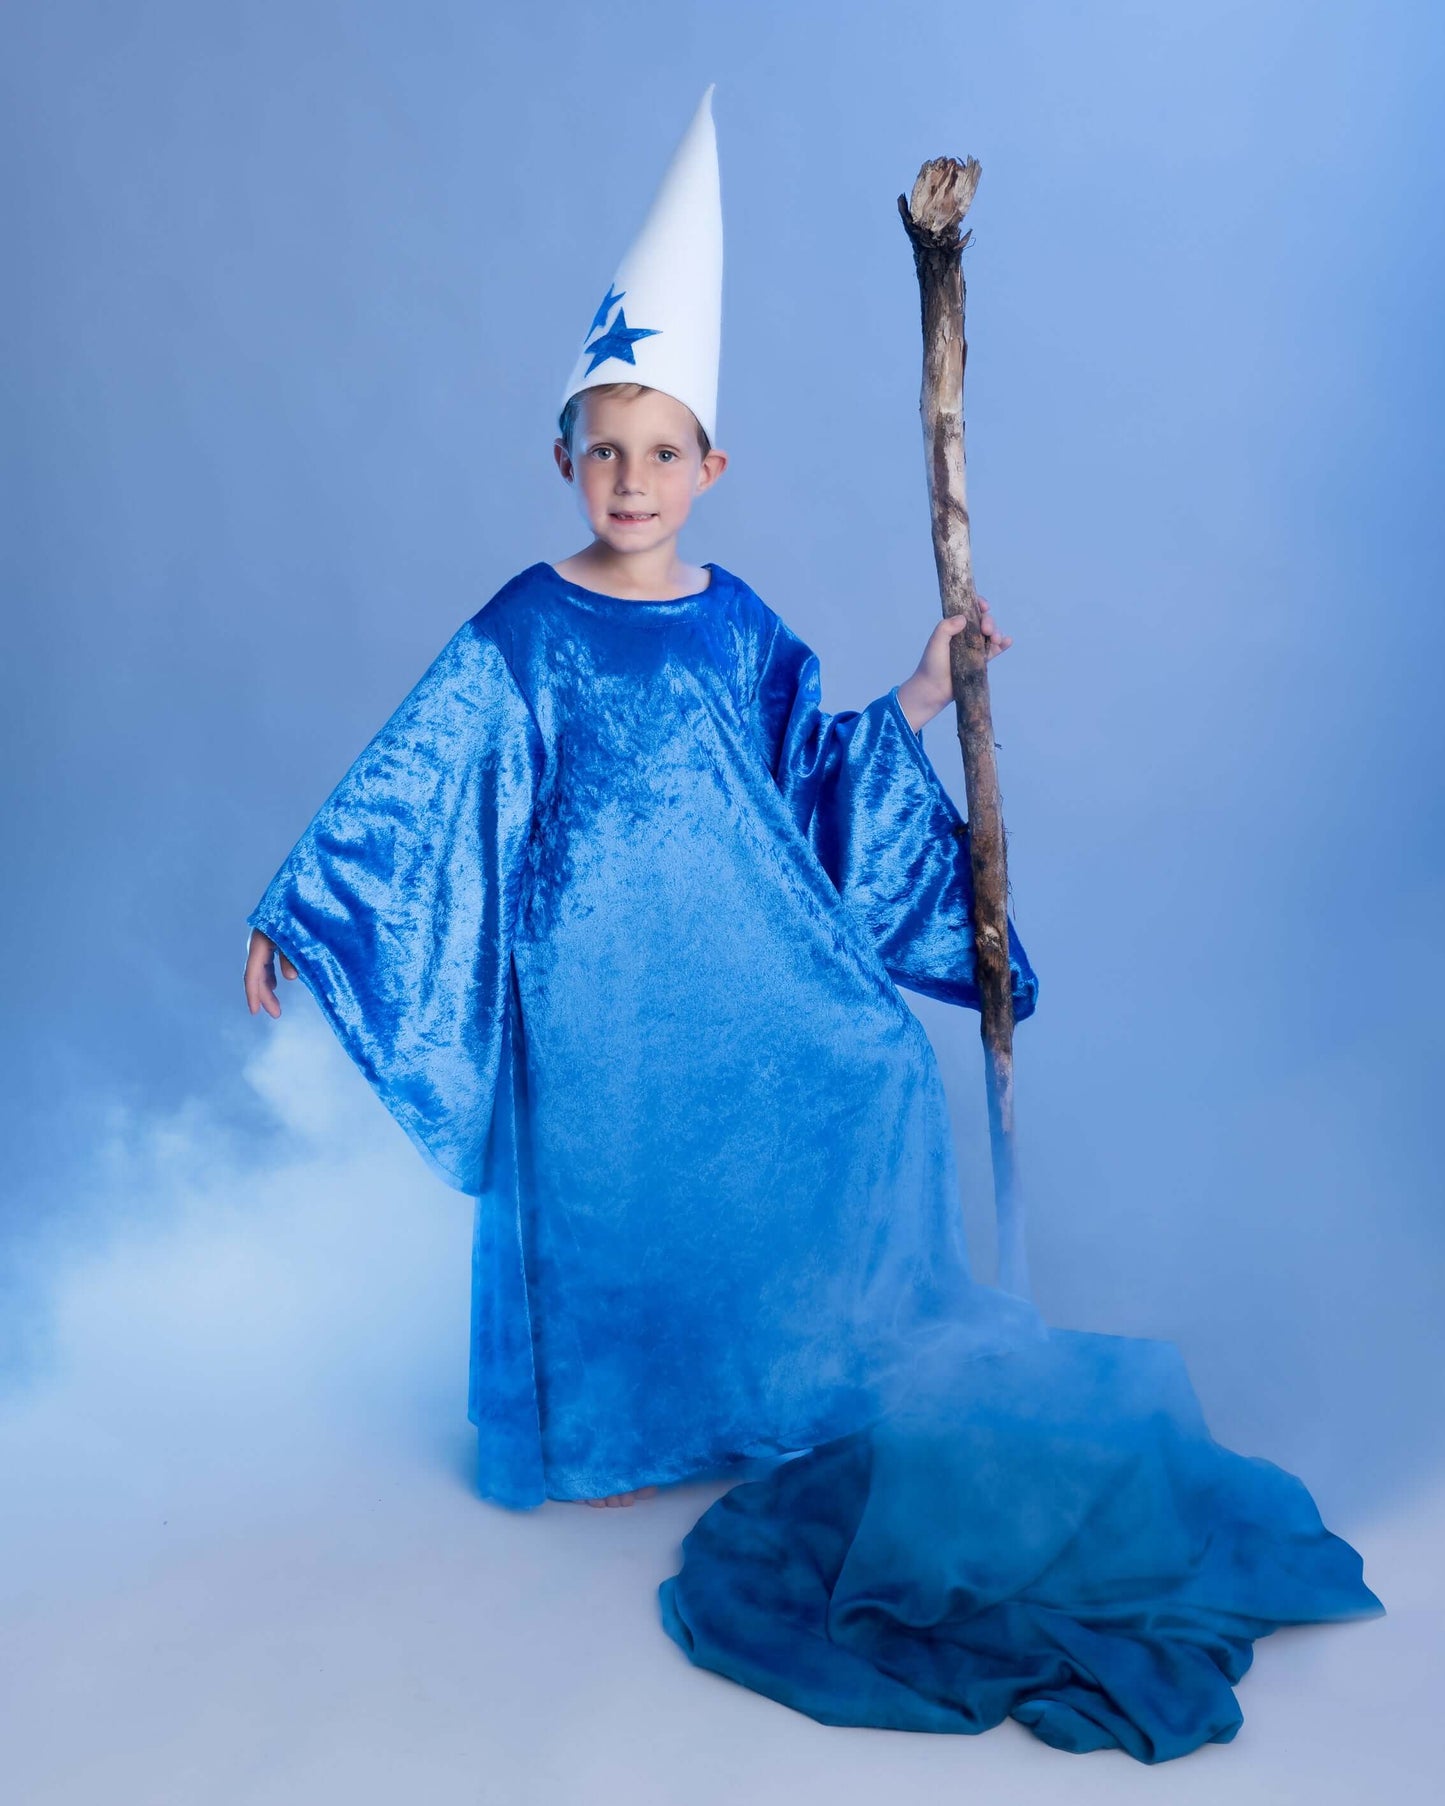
(893, 595, 1012, 735)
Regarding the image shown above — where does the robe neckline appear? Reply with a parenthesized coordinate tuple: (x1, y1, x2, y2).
(534, 560, 724, 608)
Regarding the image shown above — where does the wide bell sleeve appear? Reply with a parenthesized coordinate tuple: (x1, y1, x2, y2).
(246, 622, 544, 1194)
(749, 610, 1038, 1020)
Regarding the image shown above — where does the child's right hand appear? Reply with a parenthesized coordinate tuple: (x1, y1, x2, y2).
(244, 928, 298, 1018)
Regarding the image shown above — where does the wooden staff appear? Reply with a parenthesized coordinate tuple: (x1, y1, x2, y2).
(898, 157, 1028, 1301)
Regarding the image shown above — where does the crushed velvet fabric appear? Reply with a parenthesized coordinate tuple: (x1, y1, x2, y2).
(658, 1326, 1384, 1760)
(248, 559, 1040, 1507)
(248, 558, 1382, 1757)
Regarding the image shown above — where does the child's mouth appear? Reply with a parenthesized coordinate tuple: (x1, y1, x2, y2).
(611, 512, 656, 523)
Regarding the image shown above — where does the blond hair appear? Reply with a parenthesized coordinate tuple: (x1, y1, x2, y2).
(557, 381, 712, 458)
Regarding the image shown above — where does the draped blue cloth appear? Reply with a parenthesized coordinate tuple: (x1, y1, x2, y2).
(248, 558, 1382, 1759)
(658, 1326, 1383, 1760)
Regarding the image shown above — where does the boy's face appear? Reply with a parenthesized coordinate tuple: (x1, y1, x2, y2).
(553, 387, 726, 556)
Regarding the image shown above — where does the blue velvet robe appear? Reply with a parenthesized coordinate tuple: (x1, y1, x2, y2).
(249, 557, 1383, 1758)
(247, 558, 1042, 1507)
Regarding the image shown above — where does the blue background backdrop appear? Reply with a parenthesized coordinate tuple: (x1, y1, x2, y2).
(3, 0, 1441, 1527)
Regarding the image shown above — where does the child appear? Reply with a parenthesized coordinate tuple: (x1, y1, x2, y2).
(243, 87, 1041, 1511)
(245, 366, 1031, 1509)
(244, 89, 1382, 1752)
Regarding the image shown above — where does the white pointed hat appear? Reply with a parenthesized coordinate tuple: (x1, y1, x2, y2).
(560, 84, 722, 445)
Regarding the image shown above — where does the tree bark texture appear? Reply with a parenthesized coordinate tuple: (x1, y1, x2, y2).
(898, 157, 1028, 1300)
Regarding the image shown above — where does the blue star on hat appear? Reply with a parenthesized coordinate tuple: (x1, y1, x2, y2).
(583, 300, 661, 375)
(586, 284, 625, 338)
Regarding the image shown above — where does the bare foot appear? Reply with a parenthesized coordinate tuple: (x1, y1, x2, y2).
(580, 1485, 660, 1509)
